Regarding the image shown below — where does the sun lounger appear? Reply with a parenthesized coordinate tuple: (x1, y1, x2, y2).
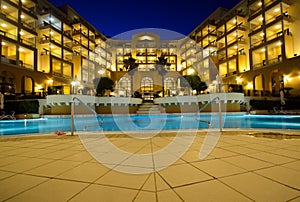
(0, 111, 16, 120)
(273, 107, 299, 115)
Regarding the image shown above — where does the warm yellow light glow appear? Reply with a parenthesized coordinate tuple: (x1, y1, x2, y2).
(48, 79, 53, 84)
(259, 17, 264, 21)
(19, 48, 23, 52)
(36, 85, 43, 91)
(274, 8, 280, 12)
(275, 25, 281, 29)
(19, 31, 24, 35)
(277, 41, 282, 46)
(1, 23, 7, 27)
(1, 42, 5, 45)
(50, 31, 53, 35)
(20, 15, 25, 19)
(247, 83, 253, 89)
(187, 68, 195, 75)
(260, 32, 264, 36)
(284, 76, 291, 82)
(261, 48, 266, 52)
(258, 2, 262, 6)
(236, 77, 242, 83)
(2, 5, 7, 9)
(98, 69, 105, 75)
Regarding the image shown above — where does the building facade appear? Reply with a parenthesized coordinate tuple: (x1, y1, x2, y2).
(0, 0, 299, 99)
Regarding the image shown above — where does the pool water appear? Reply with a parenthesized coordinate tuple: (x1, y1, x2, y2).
(0, 114, 299, 135)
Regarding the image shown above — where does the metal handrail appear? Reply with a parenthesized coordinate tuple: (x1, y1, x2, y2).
(195, 96, 222, 131)
(71, 96, 103, 135)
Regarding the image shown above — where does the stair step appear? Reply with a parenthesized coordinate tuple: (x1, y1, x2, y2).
(136, 103, 161, 114)
(136, 111, 161, 114)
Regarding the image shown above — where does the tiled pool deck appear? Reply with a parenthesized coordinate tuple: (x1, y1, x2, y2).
(1, 130, 300, 201)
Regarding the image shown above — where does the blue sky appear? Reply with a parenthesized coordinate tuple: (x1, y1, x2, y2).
(49, 0, 242, 37)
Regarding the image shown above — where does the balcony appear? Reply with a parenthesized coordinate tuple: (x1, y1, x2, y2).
(20, 38, 35, 47)
(0, 30, 17, 41)
(0, 11, 17, 23)
(251, 39, 265, 49)
(268, 55, 282, 65)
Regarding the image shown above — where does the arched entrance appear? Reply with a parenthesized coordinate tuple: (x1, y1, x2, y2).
(254, 74, 264, 96)
(164, 77, 176, 96)
(141, 77, 154, 101)
(271, 69, 284, 96)
(22, 76, 34, 95)
(118, 77, 131, 97)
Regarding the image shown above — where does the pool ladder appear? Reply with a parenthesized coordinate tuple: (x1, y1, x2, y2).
(195, 96, 222, 132)
(71, 97, 104, 135)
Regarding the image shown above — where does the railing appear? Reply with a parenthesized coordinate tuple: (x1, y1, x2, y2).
(71, 96, 103, 135)
(195, 96, 222, 132)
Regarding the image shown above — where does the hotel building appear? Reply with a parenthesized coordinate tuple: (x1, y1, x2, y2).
(0, 0, 299, 99)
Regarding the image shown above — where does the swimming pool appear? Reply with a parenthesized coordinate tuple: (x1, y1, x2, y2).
(0, 114, 299, 135)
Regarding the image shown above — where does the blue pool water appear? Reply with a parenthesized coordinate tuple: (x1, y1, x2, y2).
(0, 114, 300, 135)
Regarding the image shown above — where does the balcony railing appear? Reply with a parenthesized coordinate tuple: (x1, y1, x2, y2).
(21, 21, 35, 31)
(0, 31, 17, 40)
(21, 4, 36, 16)
(268, 56, 282, 65)
(250, 39, 264, 48)
(21, 38, 35, 47)
(0, 11, 18, 22)
(250, 24, 263, 32)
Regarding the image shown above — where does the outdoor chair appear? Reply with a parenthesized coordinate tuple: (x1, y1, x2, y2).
(0, 111, 16, 120)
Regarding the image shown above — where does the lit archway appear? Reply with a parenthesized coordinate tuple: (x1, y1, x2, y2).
(254, 74, 264, 96)
(164, 77, 176, 96)
(22, 76, 34, 94)
(141, 77, 154, 101)
(118, 77, 131, 97)
(270, 69, 284, 95)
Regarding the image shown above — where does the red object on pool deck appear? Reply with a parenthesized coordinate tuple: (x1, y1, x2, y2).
(55, 131, 66, 135)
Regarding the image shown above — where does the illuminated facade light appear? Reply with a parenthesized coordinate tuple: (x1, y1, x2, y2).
(187, 68, 195, 75)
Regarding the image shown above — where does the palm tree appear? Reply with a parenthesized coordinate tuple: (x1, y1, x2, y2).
(155, 56, 170, 97)
(182, 75, 207, 95)
(123, 55, 139, 96)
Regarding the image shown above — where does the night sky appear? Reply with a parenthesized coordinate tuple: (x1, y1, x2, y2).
(48, 0, 242, 38)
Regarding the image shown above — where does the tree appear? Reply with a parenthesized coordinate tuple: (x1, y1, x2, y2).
(181, 75, 207, 95)
(93, 77, 114, 96)
(155, 56, 170, 97)
(123, 55, 139, 96)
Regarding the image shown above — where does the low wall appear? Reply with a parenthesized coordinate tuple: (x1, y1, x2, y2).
(155, 93, 244, 113)
(44, 95, 142, 115)
(161, 103, 242, 113)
